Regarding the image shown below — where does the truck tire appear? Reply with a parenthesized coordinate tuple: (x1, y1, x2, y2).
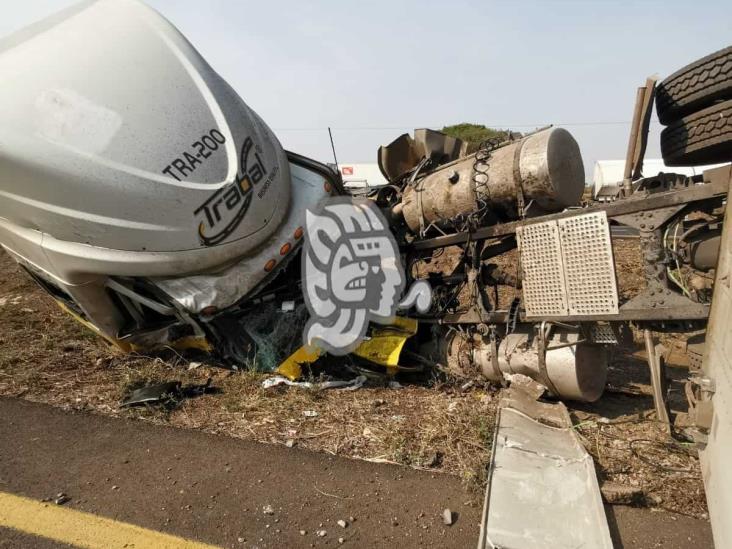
(656, 46, 732, 125)
(660, 99, 732, 166)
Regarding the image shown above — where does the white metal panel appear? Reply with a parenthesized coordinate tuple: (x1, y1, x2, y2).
(559, 211, 619, 316)
(479, 387, 612, 549)
(517, 221, 568, 317)
(519, 212, 618, 318)
(699, 172, 732, 549)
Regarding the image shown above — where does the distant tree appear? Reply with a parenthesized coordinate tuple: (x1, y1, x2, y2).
(440, 123, 518, 153)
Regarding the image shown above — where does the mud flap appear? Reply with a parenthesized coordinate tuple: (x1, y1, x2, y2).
(478, 382, 612, 549)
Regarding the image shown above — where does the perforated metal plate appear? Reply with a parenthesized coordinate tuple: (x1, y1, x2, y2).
(589, 323, 618, 344)
(518, 211, 618, 318)
(517, 221, 568, 317)
(559, 212, 619, 316)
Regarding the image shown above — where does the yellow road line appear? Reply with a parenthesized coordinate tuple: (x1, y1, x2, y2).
(0, 491, 221, 549)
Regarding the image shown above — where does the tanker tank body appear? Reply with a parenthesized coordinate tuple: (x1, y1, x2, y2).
(0, 0, 336, 355)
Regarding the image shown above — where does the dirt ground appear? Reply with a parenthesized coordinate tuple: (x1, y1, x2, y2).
(0, 241, 709, 520)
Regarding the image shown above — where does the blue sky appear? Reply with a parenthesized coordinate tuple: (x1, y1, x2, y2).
(3, 0, 730, 180)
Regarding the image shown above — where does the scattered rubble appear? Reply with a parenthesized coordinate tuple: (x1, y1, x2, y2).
(120, 381, 181, 408)
(262, 376, 366, 391)
(51, 492, 70, 505)
(119, 378, 214, 408)
(600, 482, 644, 505)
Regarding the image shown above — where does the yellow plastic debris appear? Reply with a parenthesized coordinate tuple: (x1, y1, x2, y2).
(276, 344, 324, 380)
(276, 317, 419, 380)
(352, 317, 418, 373)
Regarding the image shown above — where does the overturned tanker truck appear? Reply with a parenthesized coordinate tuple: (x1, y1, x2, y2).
(0, 0, 730, 406)
(0, 0, 602, 399)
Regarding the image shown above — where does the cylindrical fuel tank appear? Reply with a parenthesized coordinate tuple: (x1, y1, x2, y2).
(430, 325, 607, 402)
(401, 128, 584, 233)
(490, 327, 607, 402)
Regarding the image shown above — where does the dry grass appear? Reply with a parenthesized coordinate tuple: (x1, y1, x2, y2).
(613, 239, 646, 302)
(0, 252, 494, 498)
(0, 244, 708, 516)
(572, 410, 707, 518)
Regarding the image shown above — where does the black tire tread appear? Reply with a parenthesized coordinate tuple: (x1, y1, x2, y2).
(656, 46, 732, 125)
(660, 99, 732, 166)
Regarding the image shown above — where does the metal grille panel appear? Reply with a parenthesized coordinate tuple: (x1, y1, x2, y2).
(518, 221, 568, 317)
(518, 211, 618, 318)
(559, 212, 619, 316)
(589, 324, 618, 344)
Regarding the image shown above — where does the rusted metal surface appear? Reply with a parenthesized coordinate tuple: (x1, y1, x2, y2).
(402, 155, 479, 233)
(377, 133, 423, 182)
(377, 129, 465, 183)
(407, 165, 730, 251)
(623, 86, 646, 196)
(643, 329, 671, 432)
(436, 326, 607, 401)
(430, 300, 710, 324)
(632, 77, 657, 180)
(401, 128, 584, 233)
(623, 77, 657, 194)
(498, 325, 607, 402)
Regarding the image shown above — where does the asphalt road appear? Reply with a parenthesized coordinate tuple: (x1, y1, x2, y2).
(0, 398, 714, 548)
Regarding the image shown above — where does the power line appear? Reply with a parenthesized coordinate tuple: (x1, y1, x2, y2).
(273, 120, 659, 131)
